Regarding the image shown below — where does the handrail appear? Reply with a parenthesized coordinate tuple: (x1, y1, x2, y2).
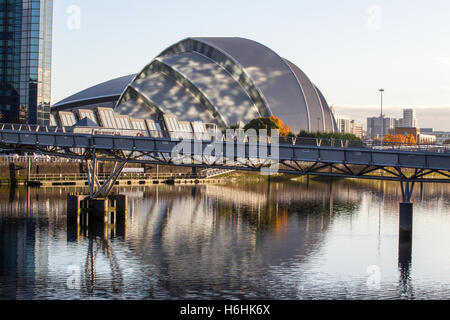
(26, 172, 202, 181)
(0, 122, 449, 154)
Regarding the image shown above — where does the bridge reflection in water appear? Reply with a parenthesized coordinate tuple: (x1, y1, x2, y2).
(0, 179, 450, 299)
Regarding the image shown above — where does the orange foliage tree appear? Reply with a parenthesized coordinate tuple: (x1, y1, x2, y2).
(269, 116, 292, 136)
(405, 134, 416, 144)
(383, 134, 416, 145)
(243, 116, 293, 136)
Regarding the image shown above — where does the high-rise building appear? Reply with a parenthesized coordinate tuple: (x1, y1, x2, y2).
(350, 120, 362, 139)
(401, 109, 418, 128)
(335, 116, 363, 139)
(0, 0, 53, 125)
(367, 116, 395, 139)
(335, 117, 351, 134)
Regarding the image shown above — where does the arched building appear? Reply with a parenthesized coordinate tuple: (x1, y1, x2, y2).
(52, 37, 337, 134)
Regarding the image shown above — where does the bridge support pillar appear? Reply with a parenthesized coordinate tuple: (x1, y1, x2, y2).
(92, 199, 109, 224)
(108, 194, 127, 236)
(67, 194, 89, 218)
(112, 194, 127, 215)
(399, 202, 413, 242)
(398, 202, 413, 288)
(398, 179, 414, 277)
(67, 194, 128, 241)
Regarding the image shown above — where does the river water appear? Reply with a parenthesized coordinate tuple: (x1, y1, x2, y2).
(0, 178, 450, 300)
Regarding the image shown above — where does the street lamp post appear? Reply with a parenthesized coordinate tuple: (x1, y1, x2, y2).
(379, 88, 384, 143)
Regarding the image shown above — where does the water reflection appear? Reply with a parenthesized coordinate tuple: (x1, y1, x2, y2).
(0, 179, 449, 299)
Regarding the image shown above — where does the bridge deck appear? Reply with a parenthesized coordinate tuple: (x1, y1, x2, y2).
(1, 128, 449, 170)
(0, 127, 449, 188)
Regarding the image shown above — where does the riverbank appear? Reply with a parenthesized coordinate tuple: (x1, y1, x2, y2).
(0, 157, 445, 186)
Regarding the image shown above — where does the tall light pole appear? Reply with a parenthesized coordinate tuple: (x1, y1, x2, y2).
(379, 88, 384, 142)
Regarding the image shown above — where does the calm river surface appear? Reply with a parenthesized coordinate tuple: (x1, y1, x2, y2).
(1, 178, 450, 300)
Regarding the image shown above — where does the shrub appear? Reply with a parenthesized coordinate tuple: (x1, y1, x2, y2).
(298, 130, 361, 141)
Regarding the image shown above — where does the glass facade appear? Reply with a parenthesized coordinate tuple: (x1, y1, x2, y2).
(50, 106, 213, 140)
(145, 119, 163, 138)
(0, 0, 52, 125)
(77, 109, 98, 125)
(58, 111, 76, 127)
(159, 39, 270, 119)
(97, 107, 118, 128)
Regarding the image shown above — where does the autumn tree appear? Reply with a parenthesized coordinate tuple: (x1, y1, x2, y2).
(383, 134, 416, 145)
(405, 134, 416, 145)
(268, 116, 293, 136)
(243, 116, 293, 136)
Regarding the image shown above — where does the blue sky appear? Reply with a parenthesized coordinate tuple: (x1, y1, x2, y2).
(52, 0, 450, 130)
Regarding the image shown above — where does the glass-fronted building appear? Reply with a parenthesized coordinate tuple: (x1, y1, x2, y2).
(0, 0, 53, 125)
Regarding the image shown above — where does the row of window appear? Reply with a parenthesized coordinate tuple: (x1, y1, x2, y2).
(98, 108, 116, 128)
(116, 116, 132, 129)
(132, 119, 147, 131)
(78, 110, 98, 124)
(163, 115, 180, 132)
(59, 112, 76, 126)
(55, 108, 166, 136)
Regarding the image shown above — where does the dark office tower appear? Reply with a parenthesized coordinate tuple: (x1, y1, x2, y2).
(0, 0, 53, 125)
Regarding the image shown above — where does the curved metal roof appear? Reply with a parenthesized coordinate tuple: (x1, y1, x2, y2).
(116, 37, 336, 133)
(52, 74, 135, 110)
(54, 37, 336, 133)
(192, 38, 312, 131)
(157, 51, 260, 125)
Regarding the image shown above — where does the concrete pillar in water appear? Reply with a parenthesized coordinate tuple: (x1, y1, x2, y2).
(115, 194, 128, 215)
(67, 194, 88, 241)
(67, 194, 128, 240)
(67, 195, 83, 218)
(27, 157, 31, 185)
(398, 202, 413, 274)
(114, 194, 127, 238)
(88, 198, 108, 239)
(399, 202, 413, 241)
(92, 199, 109, 224)
(9, 163, 16, 185)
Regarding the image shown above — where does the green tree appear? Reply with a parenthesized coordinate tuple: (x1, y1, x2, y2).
(243, 116, 294, 136)
(243, 117, 280, 135)
(298, 130, 361, 141)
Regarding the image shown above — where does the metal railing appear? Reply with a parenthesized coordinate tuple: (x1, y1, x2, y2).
(0, 155, 80, 163)
(0, 123, 217, 140)
(1, 123, 449, 154)
(27, 172, 204, 181)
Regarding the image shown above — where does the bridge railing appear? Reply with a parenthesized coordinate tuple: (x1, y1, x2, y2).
(1, 123, 450, 154)
(0, 155, 80, 163)
(27, 172, 202, 181)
